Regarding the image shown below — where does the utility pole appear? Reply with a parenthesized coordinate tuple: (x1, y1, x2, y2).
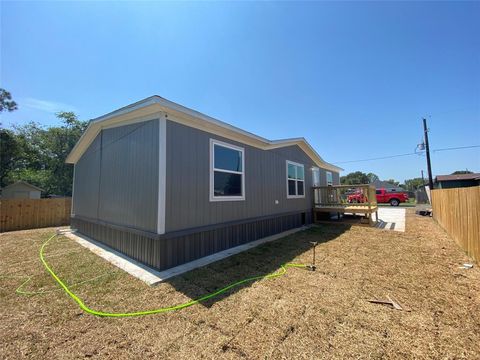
(421, 170, 425, 185)
(423, 118, 434, 190)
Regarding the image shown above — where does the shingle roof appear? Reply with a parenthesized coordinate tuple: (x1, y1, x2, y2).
(1, 181, 44, 192)
(435, 173, 480, 182)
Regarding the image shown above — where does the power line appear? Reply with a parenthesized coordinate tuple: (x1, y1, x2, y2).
(333, 152, 420, 164)
(333, 145, 480, 165)
(432, 145, 480, 153)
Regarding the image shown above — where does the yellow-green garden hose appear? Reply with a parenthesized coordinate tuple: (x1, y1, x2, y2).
(37, 232, 308, 318)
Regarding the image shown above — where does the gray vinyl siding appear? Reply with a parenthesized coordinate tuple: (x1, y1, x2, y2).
(333, 172, 340, 185)
(165, 121, 338, 233)
(73, 119, 159, 232)
(317, 168, 340, 186)
(73, 134, 101, 217)
(72, 211, 309, 271)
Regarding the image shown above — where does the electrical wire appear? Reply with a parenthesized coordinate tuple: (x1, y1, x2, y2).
(333, 152, 420, 164)
(432, 145, 480, 153)
(333, 145, 480, 165)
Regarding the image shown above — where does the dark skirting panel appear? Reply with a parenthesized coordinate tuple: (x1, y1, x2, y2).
(71, 211, 312, 271)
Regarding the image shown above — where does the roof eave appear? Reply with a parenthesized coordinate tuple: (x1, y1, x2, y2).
(66, 96, 343, 172)
(2, 181, 45, 192)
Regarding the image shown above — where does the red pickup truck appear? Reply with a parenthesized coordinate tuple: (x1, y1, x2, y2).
(347, 188, 409, 206)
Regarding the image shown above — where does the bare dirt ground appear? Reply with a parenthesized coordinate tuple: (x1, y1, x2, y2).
(1, 210, 479, 359)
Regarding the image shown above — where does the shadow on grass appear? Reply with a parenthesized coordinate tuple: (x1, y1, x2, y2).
(165, 224, 350, 308)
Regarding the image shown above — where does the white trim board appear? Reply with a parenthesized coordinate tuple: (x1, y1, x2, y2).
(64, 226, 310, 286)
(157, 116, 166, 234)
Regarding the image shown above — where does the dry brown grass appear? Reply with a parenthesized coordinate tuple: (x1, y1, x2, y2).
(1, 210, 479, 359)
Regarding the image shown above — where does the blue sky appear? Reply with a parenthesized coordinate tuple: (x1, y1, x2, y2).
(1, 1, 479, 182)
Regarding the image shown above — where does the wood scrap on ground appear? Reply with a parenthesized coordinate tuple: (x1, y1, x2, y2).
(368, 295, 410, 311)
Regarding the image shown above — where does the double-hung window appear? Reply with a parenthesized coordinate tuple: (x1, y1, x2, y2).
(286, 161, 305, 198)
(210, 139, 245, 201)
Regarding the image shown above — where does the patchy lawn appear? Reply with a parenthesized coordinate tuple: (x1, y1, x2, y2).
(1, 210, 479, 359)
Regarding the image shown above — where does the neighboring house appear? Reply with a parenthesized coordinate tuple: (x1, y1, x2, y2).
(434, 173, 480, 189)
(1, 181, 44, 199)
(371, 179, 403, 193)
(66, 96, 342, 271)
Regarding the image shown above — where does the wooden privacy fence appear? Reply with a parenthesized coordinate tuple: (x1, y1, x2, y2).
(432, 187, 480, 263)
(0, 198, 71, 232)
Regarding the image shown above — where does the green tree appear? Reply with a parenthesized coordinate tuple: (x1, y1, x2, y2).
(0, 129, 22, 187)
(5, 112, 88, 195)
(43, 112, 87, 195)
(451, 170, 473, 175)
(367, 172, 379, 183)
(0, 89, 19, 186)
(340, 171, 370, 185)
(0, 88, 18, 113)
(403, 177, 425, 191)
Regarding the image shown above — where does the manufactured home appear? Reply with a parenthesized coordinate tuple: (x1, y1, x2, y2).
(66, 96, 342, 271)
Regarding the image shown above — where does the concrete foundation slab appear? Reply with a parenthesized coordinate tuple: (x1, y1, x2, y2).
(64, 226, 309, 286)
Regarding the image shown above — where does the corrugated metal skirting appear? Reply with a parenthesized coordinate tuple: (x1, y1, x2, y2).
(71, 211, 311, 271)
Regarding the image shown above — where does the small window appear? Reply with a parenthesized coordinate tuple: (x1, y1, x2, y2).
(376, 190, 381, 195)
(326, 171, 333, 186)
(210, 139, 245, 201)
(286, 161, 305, 198)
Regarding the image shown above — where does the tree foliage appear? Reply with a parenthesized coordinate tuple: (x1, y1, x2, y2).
(403, 177, 425, 191)
(0, 88, 18, 113)
(340, 171, 370, 185)
(0, 129, 22, 187)
(451, 170, 473, 175)
(341, 171, 409, 189)
(1, 112, 88, 195)
(367, 172, 379, 183)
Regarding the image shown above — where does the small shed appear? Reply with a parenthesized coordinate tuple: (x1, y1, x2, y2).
(1, 181, 44, 199)
(434, 173, 480, 189)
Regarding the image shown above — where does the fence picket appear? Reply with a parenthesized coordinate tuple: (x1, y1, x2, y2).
(432, 187, 480, 263)
(0, 198, 71, 232)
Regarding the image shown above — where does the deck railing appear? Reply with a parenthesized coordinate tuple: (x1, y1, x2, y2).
(312, 184, 378, 210)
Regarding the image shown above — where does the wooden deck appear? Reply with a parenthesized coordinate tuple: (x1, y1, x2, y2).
(312, 184, 378, 225)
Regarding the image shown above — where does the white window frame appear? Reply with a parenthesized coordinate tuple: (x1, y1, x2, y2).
(326, 171, 333, 186)
(286, 160, 305, 199)
(209, 139, 245, 202)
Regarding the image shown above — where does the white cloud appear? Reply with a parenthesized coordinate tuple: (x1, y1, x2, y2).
(23, 98, 77, 113)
